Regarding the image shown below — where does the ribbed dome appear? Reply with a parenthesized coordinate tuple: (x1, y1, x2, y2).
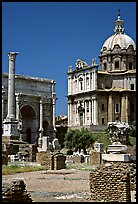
(102, 33, 136, 51)
(101, 10, 136, 51)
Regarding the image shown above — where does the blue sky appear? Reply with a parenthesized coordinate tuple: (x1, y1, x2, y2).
(2, 2, 136, 116)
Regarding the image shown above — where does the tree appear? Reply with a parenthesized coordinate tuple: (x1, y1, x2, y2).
(64, 128, 97, 154)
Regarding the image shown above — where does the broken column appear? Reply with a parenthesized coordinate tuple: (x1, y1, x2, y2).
(2, 52, 19, 140)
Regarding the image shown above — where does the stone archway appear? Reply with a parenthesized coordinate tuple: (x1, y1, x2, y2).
(20, 105, 37, 144)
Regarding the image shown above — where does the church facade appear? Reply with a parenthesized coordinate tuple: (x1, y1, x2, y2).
(67, 11, 136, 130)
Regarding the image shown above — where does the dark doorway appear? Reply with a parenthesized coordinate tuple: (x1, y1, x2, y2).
(26, 128, 31, 143)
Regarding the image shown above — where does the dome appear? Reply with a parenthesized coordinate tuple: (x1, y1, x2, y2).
(102, 33, 136, 51)
(101, 10, 136, 51)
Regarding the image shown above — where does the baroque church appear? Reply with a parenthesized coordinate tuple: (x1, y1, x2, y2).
(67, 11, 136, 131)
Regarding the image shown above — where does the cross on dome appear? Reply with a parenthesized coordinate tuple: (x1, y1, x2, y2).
(114, 9, 125, 34)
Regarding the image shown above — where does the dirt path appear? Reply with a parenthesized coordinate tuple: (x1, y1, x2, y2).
(2, 169, 93, 202)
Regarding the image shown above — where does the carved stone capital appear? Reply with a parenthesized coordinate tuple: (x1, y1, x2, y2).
(8, 52, 19, 62)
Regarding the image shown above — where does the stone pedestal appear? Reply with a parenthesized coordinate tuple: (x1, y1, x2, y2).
(2, 118, 19, 140)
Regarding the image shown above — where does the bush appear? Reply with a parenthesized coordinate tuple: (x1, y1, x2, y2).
(64, 128, 97, 154)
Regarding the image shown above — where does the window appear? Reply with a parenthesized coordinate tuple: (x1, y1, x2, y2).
(104, 63, 107, 70)
(115, 103, 120, 113)
(116, 117, 119, 121)
(102, 118, 105, 125)
(115, 61, 119, 69)
(86, 101, 89, 112)
(131, 84, 134, 90)
(80, 81, 83, 90)
(129, 62, 132, 70)
(102, 104, 104, 111)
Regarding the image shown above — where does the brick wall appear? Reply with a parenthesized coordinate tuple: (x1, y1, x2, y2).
(36, 151, 66, 170)
(89, 162, 136, 202)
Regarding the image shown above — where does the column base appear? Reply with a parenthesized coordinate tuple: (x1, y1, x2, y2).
(2, 118, 20, 139)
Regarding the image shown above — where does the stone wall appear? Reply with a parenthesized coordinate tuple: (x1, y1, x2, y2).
(89, 151, 102, 165)
(66, 155, 85, 163)
(89, 162, 136, 202)
(2, 179, 32, 202)
(36, 151, 66, 170)
(54, 153, 66, 170)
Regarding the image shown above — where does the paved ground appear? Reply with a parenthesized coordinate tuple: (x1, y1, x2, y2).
(3, 168, 136, 202)
(3, 169, 93, 202)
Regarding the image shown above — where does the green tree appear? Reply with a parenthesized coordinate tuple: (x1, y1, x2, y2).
(129, 125, 136, 137)
(64, 128, 97, 154)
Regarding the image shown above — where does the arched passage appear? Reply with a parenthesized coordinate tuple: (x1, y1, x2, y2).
(20, 105, 37, 144)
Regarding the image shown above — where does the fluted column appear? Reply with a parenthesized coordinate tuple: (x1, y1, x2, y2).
(121, 95, 126, 122)
(108, 94, 113, 122)
(7, 52, 18, 119)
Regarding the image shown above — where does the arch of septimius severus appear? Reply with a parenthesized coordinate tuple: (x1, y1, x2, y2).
(2, 52, 56, 146)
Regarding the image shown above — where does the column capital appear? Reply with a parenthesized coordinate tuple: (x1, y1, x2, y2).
(8, 52, 19, 61)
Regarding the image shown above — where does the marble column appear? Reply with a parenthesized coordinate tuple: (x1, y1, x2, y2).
(38, 98, 43, 147)
(7, 52, 18, 119)
(108, 94, 113, 122)
(68, 103, 70, 126)
(85, 101, 87, 125)
(93, 98, 98, 125)
(125, 95, 129, 123)
(3, 52, 19, 139)
(2, 86, 5, 125)
(89, 100, 91, 124)
(121, 95, 126, 122)
(91, 99, 94, 124)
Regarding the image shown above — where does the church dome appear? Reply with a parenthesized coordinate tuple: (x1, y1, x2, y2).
(101, 10, 136, 51)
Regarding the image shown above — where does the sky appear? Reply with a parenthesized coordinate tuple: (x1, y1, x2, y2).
(2, 2, 136, 116)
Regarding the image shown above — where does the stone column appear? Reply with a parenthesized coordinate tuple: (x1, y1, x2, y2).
(94, 69, 98, 90)
(89, 100, 91, 124)
(126, 95, 129, 123)
(108, 94, 113, 122)
(38, 98, 43, 147)
(2, 52, 19, 140)
(121, 94, 126, 122)
(91, 99, 94, 124)
(85, 101, 87, 125)
(51, 80, 56, 132)
(2, 86, 5, 125)
(89, 73, 91, 90)
(93, 97, 98, 125)
(68, 102, 70, 126)
(82, 100, 85, 125)
(15, 93, 20, 121)
(7, 52, 18, 119)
